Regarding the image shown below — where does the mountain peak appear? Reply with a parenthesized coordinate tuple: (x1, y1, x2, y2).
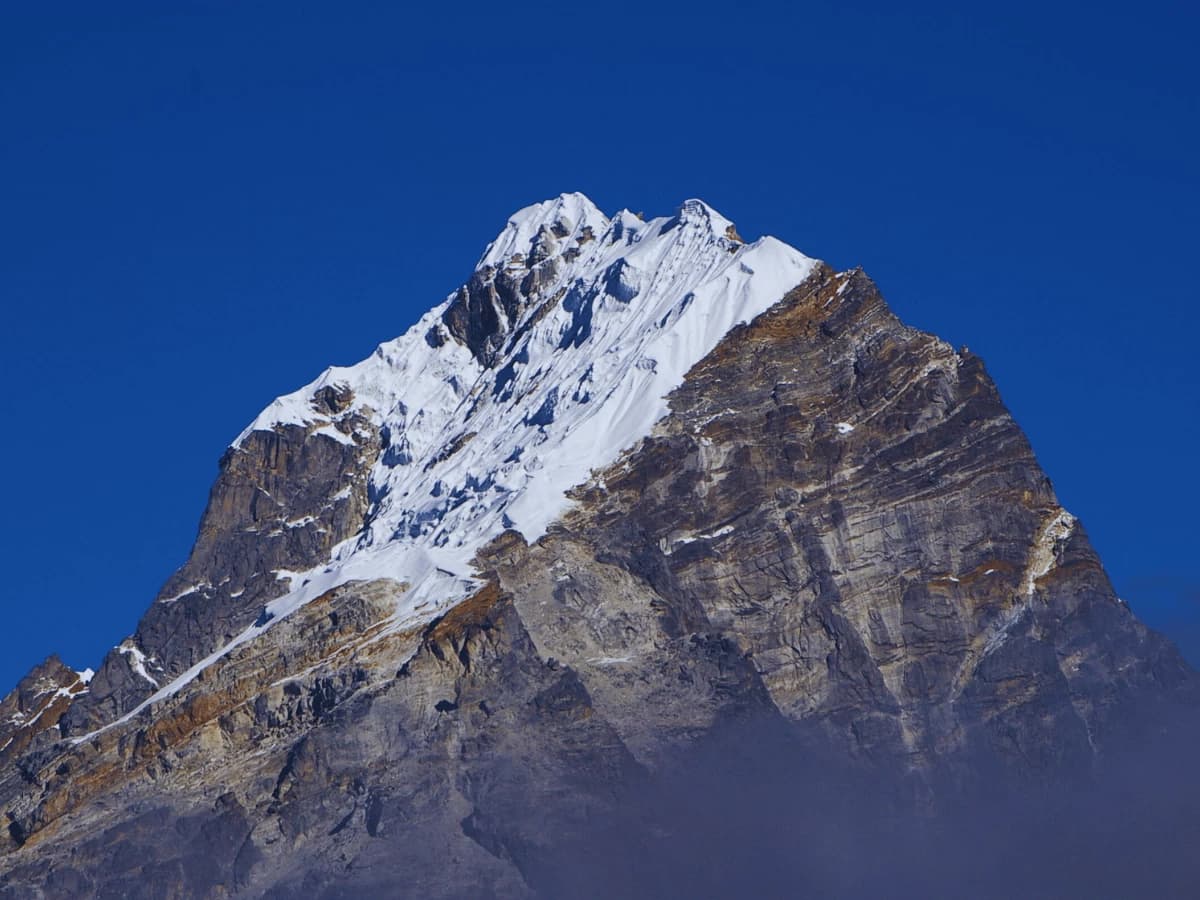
(670, 198, 739, 239)
(477, 192, 609, 270)
(5, 192, 1196, 898)
(477, 194, 744, 273)
(88, 196, 819, 734)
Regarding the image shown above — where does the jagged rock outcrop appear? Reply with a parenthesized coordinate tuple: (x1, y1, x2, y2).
(0, 658, 89, 767)
(1, 195, 1195, 898)
(61, 397, 381, 735)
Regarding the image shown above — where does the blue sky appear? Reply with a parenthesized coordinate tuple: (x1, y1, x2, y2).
(1, 1, 1197, 689)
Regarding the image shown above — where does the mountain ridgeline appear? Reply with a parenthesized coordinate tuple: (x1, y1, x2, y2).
(2, 194, 1197, 898)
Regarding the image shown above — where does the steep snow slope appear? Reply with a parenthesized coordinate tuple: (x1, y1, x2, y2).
(84, 194, 818, 725)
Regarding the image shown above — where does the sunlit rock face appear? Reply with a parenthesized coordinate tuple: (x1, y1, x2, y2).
(1, 195, 1194, 899)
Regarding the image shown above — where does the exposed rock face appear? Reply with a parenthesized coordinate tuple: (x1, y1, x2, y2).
(1, 196, 1195, 898)
(60, 399, 381, 735)
(484, 265, 1194, 781)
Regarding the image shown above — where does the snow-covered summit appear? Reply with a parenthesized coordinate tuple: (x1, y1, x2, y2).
(230, 193, 820, 649)
(477, 192, 610, 269)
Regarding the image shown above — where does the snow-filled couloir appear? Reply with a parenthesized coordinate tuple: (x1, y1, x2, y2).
(80, 193, 819, 726)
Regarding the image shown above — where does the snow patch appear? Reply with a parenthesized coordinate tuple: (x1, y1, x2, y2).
(159, 582, 210, 604)
(981, 604, 1029, 658)
(311, 423, 357, 447)
(119, 642, 161, 688)
(1022, 509, 1077, 596)
(662, 522, 738, 555)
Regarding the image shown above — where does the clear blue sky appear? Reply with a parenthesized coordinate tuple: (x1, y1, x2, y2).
(2, 1, 1197, 689)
